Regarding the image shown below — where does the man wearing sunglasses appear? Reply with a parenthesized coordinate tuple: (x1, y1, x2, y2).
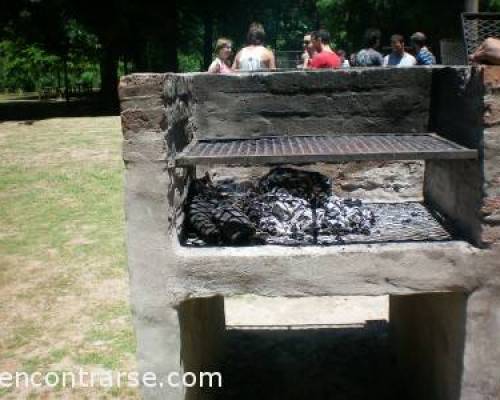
(308, 30, 341, 69)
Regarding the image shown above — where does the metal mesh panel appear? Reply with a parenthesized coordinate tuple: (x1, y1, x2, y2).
(440, 39, 467, 65)
(276, 51, 303, 69)
(462, 12, 500, 58)
(176, 134, 477, 166)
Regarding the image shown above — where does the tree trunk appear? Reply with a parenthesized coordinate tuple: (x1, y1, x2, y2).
(164, 0, 178, 72)
(123, 55, 128, 75)
(99, 44, 119, 108)
(57, 68, 61, 92)
(203, 11, 214, 71)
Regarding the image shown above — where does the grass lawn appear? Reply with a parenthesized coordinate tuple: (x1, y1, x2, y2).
(0, 116, 139, 399)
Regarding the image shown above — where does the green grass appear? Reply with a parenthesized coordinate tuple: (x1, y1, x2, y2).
(0, 165, 124, 264)
(0, 116, 138, 398)
(95, 302, 131, 323)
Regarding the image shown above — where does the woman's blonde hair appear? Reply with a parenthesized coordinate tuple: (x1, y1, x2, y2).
(214, 38, 232, 56)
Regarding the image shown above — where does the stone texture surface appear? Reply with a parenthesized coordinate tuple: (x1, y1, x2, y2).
(424, 159, 483, 245)
(119, 67, 500, 400)
(189, 68, 432, 138)
(198, 161, 425, 203)
(428, 66, 500, 248)
(481, 67, 500, 248)
(461, 288, 500, 400)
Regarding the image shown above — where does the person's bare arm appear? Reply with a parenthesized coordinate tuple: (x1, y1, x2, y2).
(232, 51, 241, 70)
(207, 60, 220, 73)
(470, 37, 500, 64)
(267, 49, 276, 69)
(299, 52, 310, 69)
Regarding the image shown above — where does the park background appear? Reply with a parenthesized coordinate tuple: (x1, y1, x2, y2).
(1, 0, 499, 107)
(0, 0, 497, 399)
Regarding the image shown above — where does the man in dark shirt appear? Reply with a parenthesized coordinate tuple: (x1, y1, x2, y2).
(308, 30, 341, 69)
(355, 29, 384, 67)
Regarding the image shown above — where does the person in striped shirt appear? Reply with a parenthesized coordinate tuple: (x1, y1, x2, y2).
(411, 32, 436, 65)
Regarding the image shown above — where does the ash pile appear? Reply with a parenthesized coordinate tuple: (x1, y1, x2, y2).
(185, 168, 376, 246)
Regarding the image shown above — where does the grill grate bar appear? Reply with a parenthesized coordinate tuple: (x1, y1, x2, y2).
(176, 134, 477, 167)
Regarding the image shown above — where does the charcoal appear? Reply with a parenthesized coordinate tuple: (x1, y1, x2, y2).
(258, 167, 331, 200)
(188, 199, 221, 243)
(185, 167, 375, 246)
(213, 206, 256, 244)
(316, 195, 375, 236)
(241, 188, 315, 240)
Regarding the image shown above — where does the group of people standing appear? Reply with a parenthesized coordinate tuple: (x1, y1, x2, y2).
(208, 23, 436, 74)
(208, 23, 276, 73)
(302, 28, 436, 68)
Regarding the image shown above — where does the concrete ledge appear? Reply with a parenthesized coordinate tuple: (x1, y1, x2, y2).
(169, 241, 485, 298)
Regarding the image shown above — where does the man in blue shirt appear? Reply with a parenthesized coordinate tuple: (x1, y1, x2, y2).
(411, 32, 436, 65)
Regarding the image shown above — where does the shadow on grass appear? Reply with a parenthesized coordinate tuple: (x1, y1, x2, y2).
(210, 322, 407, 400)
(0, 94, 119, 122)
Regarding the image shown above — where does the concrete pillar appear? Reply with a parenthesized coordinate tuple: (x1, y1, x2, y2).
(389, 293, 467, 400)
(135, 306, 186, 400)
(460, 288, 500, 399)
(134, 297, 226, 400)
(424, 159, 482, 245)
(426, 66, 500, 248)
(464, 0, 479, 12)
(179, 296, 226, 400)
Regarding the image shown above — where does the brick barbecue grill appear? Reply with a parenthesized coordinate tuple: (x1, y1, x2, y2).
(119, 67, 500, 400)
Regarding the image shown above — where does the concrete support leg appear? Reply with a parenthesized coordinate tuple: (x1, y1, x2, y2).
(134, 296, 226, 400)
(135, 306, 186, 400)
(460, 289, 500, 400)
(179, 296, 226, 400)
(389, 293, 467, 400)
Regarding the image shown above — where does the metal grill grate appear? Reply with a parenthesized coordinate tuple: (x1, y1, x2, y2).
(175, 134, 477, 167)
(462, 12, 500, 59)
(318, 202, 452, 245)
(184, 202, 453, 247)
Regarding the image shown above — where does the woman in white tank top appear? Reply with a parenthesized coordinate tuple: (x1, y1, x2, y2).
(233, 23, 276, 71)
(238, 46, 267, 71)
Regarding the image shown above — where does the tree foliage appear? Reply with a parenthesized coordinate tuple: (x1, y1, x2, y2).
(2, 0, 500, 100)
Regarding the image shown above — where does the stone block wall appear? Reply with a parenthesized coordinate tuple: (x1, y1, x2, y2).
(190, 68, 433, 138)
(426, 66, 500, 247)
(482, 67, 500, 245)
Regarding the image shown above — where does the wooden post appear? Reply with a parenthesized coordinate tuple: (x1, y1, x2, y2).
(63, 54, 69, 103)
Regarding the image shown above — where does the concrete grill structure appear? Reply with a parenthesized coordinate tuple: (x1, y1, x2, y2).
(119, 66, 500, 400)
